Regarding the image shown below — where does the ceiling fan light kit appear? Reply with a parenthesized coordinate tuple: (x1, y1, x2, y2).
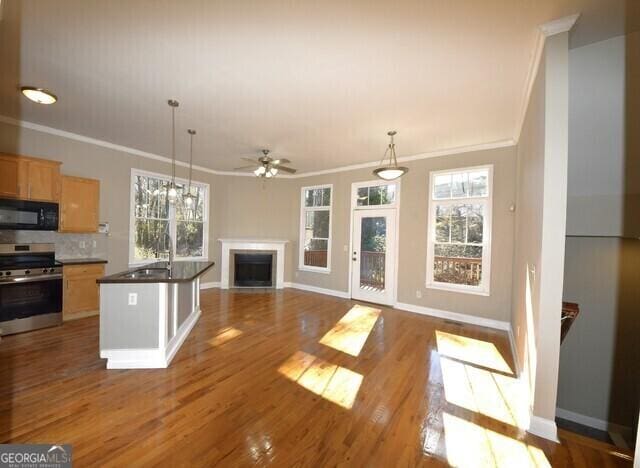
(236, 149, 296, 179)
(374, 131, 409, 181)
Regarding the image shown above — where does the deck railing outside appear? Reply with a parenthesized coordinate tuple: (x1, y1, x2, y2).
(433, 256, 482, 286)
(360, 251, 385, 290)
(304, 250, 328, 268)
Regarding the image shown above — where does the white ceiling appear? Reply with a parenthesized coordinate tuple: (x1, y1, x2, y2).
(0, 0, 628, 173)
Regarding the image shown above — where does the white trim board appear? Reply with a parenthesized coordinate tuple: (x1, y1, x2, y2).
(0, 114, 515, 179)
(528, 415, 559, 442)
(394, 301, 510, 331)
(283, 282, 350, 299)
(200, 281, 220, 289)
(555, 407, 633, 437)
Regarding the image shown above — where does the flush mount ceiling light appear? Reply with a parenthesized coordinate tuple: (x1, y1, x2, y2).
(167, 99, 179, 204)
(20, 86, 57, 105)
(373, 131, 408, 181)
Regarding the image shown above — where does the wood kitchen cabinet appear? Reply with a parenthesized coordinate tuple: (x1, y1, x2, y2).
(0, 153, 61, 202)
(63, 263, 105, 320)
(59, 176, 100, 232)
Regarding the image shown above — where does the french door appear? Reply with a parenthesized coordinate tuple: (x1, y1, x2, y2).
(351, 209, 397, 305)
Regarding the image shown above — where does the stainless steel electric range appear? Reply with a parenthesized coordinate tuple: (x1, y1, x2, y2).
(0, 243, 63, 335)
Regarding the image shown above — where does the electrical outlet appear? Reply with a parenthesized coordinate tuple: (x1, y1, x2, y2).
(128, 293, 138, 306)
(416, 290, 422, 299)
(79, 241, 86, 249)
(343, 245, 348, 252)
(92, 240, 97, 248)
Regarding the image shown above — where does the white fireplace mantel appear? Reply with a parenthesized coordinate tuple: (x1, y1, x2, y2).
(219, 239, 288, 289)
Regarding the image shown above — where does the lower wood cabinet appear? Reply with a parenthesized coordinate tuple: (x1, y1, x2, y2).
(63, 263, 105, 321)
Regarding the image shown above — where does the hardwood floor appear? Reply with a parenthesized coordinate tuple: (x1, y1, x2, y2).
(0, 289, 633, 467)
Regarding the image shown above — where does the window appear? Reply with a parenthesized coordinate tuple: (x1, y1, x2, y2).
(299, 185, 332, 272)
(356, 183, 396, 207)
(130, 169, 209, 264)
(426, 166, 492, 295)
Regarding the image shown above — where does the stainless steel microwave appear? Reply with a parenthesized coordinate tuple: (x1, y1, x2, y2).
(0, 198, 59, 231)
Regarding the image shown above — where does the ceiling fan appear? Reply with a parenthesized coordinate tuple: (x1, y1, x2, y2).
(234, 149, 297, 178)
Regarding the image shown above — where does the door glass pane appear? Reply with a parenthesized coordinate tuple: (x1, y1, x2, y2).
(360, 217, 386, 292)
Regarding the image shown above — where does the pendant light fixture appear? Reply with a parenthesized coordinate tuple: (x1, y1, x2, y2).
(184, 129, 196, 208)
(167, 99, 179, 203)
(373, 131, 409, 181)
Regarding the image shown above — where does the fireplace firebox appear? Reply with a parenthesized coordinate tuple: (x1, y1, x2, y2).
(234, 253, 273, 287)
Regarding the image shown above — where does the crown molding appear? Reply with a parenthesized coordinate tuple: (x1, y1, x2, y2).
(286, 139, 516, 178)
(514, 13, 580, 142)
(539, 14, 580, 37)
(0, 114, 254, 177)
(0, 114, 515, 179)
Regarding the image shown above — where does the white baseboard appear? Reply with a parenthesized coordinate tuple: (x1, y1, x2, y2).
(555, 407, 632, 438)
(200, 281, 220, 289)
(528, 415, 559, 442)
(100, 348, 168, 369)
(284, 282, 350, 299)
(394, 301, 510, 331)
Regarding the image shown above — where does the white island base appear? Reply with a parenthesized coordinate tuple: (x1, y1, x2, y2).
(99, 279, 201, 369)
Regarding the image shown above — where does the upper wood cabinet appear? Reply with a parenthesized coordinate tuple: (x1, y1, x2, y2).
(0, 153, 60, 202)
(59, 175, 100, 233)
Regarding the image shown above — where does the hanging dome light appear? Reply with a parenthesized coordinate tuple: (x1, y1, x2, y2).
(167, 99, 179, 203)
(184, 129, 197, 208)
(373, 131, 408, 181)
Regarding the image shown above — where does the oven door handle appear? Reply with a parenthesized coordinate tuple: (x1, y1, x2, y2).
(0, 273, 63, 285)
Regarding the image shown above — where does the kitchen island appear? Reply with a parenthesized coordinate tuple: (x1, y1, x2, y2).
(97, 261, 214, 369)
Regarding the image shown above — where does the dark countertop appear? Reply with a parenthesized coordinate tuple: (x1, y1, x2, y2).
(97, 261, 215, 284)
(57, 258, 108, 265)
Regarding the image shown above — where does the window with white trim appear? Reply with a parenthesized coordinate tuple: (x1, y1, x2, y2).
(299, 185, 332, 272)
(426, 166, 492, 294)
(130, 169, 209, 264)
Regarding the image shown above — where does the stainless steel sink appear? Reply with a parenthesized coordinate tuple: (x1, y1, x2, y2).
(121, 268, 170, 279)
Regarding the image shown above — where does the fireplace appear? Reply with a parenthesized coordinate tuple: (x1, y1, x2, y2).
(219, 239, 287, 289)
(234, 253, 273, 287)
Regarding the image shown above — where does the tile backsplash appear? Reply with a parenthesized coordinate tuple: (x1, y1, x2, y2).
(0, 230, 108, 260)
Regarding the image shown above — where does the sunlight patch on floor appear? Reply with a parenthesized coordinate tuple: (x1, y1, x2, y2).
(440, 356, 528, 429)
(443, 413, 550, 468)
(319, 304, 381, 357)
(435, 330, 513, 374)
(278, 351, 363, 409)
(208, 327, 243, 347)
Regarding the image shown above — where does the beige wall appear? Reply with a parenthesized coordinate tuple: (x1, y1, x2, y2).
(511, 30, 570, 434)
(557, 32, 640, 433)
(511, 45, 546, 407)
(559, 238, 640, 429)
(0, 121, 221, 284)
(0, 119, 518, 323)
(290, 146, 517, 322)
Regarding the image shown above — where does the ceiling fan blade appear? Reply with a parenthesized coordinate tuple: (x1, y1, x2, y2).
(241, 157, 261, 165)
(274, 165, 297, 174)
(233, 165, 258, 171)
(271, 158, 290, 165)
